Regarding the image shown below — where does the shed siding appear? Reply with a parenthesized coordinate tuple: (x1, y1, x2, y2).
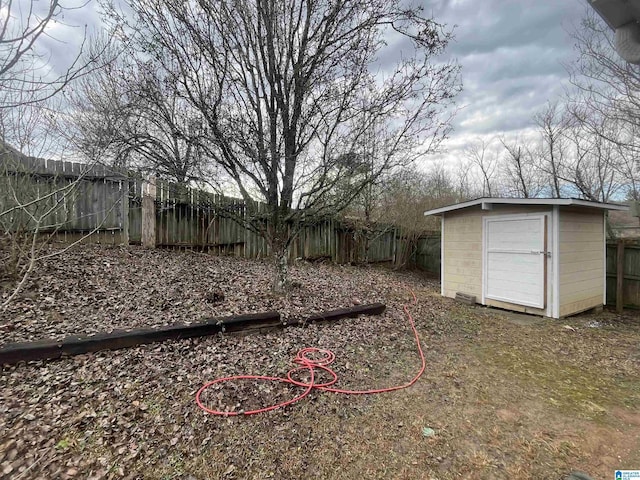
(442, 211, 482, 299)
(442, 205, 551, 301)
(558, 209, 604, 317)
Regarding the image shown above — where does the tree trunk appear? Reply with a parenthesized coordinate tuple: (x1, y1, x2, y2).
(272, 243, 289, 293)
(363, 233, 371, 264)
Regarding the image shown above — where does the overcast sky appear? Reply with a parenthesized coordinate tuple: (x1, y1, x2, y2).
(37, 0, 591, 166)
(433, 0, 588, 151)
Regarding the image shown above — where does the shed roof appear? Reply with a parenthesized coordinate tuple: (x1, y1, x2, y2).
(423, 197, 629, 216)
(588, 0, 640, 30)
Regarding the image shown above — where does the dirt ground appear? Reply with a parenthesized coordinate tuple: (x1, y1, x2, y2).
(1, 245, 639, 479)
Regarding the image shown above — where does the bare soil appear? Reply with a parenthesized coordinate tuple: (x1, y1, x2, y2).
(1, 245, 639, 479)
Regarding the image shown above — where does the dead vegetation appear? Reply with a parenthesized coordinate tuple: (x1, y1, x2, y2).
(1, 246, 639, 479)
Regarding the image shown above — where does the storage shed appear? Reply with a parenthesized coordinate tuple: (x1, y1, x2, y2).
(423, 198, 628, 318)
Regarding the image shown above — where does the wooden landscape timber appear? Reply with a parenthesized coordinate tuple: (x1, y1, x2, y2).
(287, 303, 386, 326)
(0, 303, 386, 365)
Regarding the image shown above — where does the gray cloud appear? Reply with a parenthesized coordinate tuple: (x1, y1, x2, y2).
(431, 0, 585, 53)
(425, 0, 589, 159)
(34, 0, 590, 163)
(35, 0, 105, 78)
(375, 1, 590, 161)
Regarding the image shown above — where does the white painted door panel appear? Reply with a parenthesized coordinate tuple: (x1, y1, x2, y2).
(484, 216, 546, 308)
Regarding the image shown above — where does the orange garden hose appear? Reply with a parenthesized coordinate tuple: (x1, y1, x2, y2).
(195, 290, 424, 415)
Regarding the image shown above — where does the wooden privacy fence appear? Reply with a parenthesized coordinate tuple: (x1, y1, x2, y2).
(0, 154, 128, 244)
(138, 178, 404, 264)
(129, 177, 398, 263)
(606, 240, 640, 310)
(1, 155, 441, 271)
(414, 235, 441, 274)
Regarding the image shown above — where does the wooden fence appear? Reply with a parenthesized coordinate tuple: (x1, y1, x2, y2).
(414, 236, 441, 274)
(606, 241, 640, 309)
(11, 152, 640, 300)
(135, 178, 400, 263)
(1, 154, 129, 244)
(1, 154, 440, 271)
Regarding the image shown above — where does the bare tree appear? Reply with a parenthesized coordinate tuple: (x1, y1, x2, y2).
(105, 0, 461, 291)
(452, 158, 479, 200)
(567, 11, 640, 145)
(334, 120, 405, 263)
(463, 138, 498, 197)
(613, 122, 640, 201)
(0, 0, 105, 110)
(0, 1, 111, 311)
(563, 115, 622, 202)
(377, 164, 458, 266)
(68, 40, 212, 184)
(499, 136, 545, 198)
(565, 10, 640, 202)
(533, 101, 570, 198)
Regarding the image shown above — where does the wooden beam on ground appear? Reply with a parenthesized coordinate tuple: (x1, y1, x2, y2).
(0, 303, 387, 366)
(0, 311, 280, 365)
(289, 303, 386, 326)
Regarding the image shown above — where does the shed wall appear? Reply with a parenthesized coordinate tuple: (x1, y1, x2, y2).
(558, 208, 605, 317)
(442, 205, 551, 302)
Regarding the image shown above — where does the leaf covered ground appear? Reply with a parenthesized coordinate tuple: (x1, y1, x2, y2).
(0, 245, 415, 345)
(1, 245, 640, 479)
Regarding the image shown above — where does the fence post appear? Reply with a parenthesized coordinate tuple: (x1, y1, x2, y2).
(142, 177, 157, 249)
(121, 177, 129, 245)
(616, 239, 625, 313)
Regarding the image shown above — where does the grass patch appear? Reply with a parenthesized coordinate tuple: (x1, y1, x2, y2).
(475, 339, 640, 420)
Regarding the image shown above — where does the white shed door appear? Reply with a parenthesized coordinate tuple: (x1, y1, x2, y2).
(484, 215, 546, 309)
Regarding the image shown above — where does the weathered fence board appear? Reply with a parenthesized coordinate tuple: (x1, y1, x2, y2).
(414, 236, 441, 273)
(606, 242, 640, 308)
(1, 153, 128, 244)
